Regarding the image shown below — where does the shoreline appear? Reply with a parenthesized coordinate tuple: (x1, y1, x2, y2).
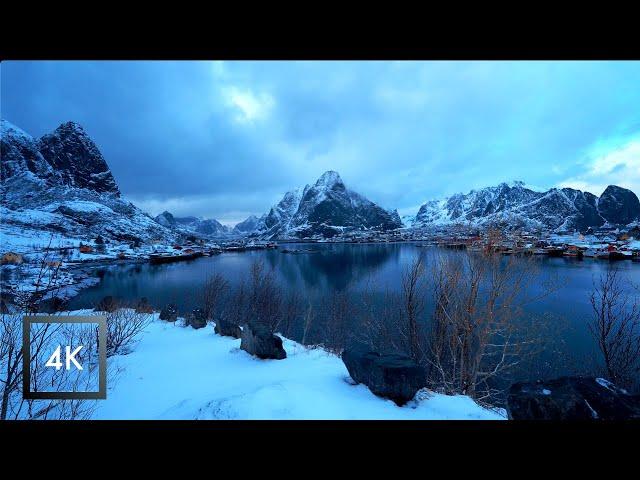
(3, 238, 639, 311)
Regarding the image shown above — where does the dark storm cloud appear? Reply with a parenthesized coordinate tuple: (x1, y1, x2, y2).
(2, 61, 640, 224)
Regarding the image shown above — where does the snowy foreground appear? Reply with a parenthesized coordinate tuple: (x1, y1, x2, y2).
(93, 313, 504, 420)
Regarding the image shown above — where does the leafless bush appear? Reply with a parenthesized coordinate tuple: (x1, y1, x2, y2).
(201, 272, 229, 321)
(226, 280, 248, 327)
(323, 287, 355, 354)
(279, 290, 304, 339)
(588, 268, 640, 391)
(1, 237, 102, 420)
(101, 305, 152, 357)
(1, 311, 103, 420)
(247, 260, 284, 333)
(301, 299, 315, 345)
(356, 277, 401, 353)
(424, 248, 555, 404)
(399, 254, 427, 362)
(1, 312, 25, 420)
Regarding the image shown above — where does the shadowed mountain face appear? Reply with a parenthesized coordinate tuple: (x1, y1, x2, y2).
(37, 122, 120, 195)
(597, 185, 640, 225)
(247, 171, 403, 239)
(1, 119, 172, 243)
(413, 181, 640, 231)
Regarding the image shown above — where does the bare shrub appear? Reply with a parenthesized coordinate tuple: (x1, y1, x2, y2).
(588, 268, 640, 391)
(1, 311, 104, 420)
(279, 290, 303, 339)
(226, 280, 248, 327)
(2, 237, 102, 419)
(357, 277, 401, 353)
(201, 272, 229, 321)
(424, 248, 555, 404)
(399, 254, 427, 362)
(101, 306, 152, 357)
(301, 299, 315, 345)
(323, 287, 355, 354)
(247, 260, 284, 333)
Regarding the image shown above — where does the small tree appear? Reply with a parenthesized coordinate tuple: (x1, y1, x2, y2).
(588, 269, 640, 391)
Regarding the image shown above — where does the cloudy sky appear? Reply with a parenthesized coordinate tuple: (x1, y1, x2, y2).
(2, 61, 639, 225)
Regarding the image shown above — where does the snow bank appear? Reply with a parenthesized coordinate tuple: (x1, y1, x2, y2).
(94, 314, 505, 420)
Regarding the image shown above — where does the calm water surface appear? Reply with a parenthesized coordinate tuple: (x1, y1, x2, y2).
(69, 243, 640, 380)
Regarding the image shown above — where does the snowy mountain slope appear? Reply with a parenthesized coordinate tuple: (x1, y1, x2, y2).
(1, 119, 175, 245)
(249, 171, 403, 239)
(412, 181, 639, 232)
(233, 214, 263, 234)
(154, 211, 232, 238)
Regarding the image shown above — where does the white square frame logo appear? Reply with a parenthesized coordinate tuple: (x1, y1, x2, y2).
(22, 316, 107, 400)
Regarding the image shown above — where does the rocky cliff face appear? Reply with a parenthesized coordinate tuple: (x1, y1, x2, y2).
(597, 185, 640, 225)
(37, 122, 120, 195)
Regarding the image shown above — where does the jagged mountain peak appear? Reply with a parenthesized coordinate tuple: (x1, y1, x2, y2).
(1, 119, 175, 244)
(314, 170, 345, 190)
(598, 185, 640, 225)
(249, 171, 401, 239)
(36, 120, 120, 196)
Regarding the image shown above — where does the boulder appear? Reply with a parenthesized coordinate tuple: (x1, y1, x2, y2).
(186, 308, 207, 329)
(240, 323, 286, 360)
(507, 376, 640, 420)
(214, 318, 242, 339)
(342, 345, 427, 406)
(94, 295, 118, 312)
(159, 304, 178, 322)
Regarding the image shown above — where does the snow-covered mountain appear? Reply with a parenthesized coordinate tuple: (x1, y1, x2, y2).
(233, 214, 263, 235)
(411, 181, 640, 232)
(154, 211, 231, 238)
(1, 119, 175, 244)
(246, 171, 403, 239)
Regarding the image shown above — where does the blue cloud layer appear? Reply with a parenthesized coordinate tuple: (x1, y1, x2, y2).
(2, 61, 639, 224)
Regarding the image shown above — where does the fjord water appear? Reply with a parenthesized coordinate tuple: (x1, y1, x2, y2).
(69, 243, 640, 380)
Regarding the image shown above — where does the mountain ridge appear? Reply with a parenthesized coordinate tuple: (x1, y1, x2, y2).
(412, 181, 639, 232)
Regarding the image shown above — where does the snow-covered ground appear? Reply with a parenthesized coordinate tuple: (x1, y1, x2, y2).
(94, 313, 505, 420)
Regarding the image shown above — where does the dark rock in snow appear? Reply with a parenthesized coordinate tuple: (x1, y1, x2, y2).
(342, 345, 427, 406)
(507, 376, 640, 420)
(240, 322, 286, 359)
(94, 295, 118, 312)
(186, 308, 207, 329)
(597, 185, 640, 225)
(214, 318, 242, 338)
(159, 304, 178, 322)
